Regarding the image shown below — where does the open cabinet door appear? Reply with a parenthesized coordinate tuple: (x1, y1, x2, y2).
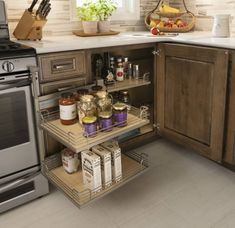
(156, 43, 229, 162)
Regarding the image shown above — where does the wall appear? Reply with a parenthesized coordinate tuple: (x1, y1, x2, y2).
(4, 0, 235, 37)
(172, 0, 235, 35)
(4, 0, 158, 36)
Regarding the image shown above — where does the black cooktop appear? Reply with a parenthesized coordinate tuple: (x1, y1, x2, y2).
(0, 39, 36, 59)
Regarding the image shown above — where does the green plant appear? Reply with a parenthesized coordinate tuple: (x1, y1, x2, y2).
(96, 0, 118, 20)
(77, 0, 98, 21)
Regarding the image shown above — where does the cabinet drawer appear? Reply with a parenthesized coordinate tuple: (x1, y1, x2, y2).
(40, 77, 86, 95)
(38, 51, 86, 82)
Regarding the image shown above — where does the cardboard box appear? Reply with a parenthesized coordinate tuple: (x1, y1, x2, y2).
(101, 140, 122, 182)
(92, 145, 112, 188)
(81, 150, 102, 193)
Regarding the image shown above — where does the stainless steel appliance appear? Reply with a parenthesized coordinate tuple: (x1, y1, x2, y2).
(0, 0, 49, 213)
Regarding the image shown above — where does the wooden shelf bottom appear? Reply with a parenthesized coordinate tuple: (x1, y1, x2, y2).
(42, 153, 148, 207)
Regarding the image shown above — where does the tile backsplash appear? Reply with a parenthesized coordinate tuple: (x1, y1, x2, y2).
(3, 0, 235, 36)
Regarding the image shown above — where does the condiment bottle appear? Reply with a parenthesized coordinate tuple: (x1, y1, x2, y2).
(133, 65, 139, 80)
(113, 102, 128, 127)
(82, 116, 97, 138)
(123, 57, 129, 79)
(99, 111, 113, 132)
(59, 92, 77, 125)
(119, 90, 130, 105)
(116, 57, 124, 81)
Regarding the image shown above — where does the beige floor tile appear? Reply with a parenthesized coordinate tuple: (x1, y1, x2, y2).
(1, 139, 235, 228)
(120, 202, 191, 228)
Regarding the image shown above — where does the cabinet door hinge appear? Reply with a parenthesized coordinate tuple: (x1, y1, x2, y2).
(153, 123, 161, 135)
(152, 49, 161, 57)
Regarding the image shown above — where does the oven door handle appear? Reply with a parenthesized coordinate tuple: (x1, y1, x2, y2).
(0, 171, 40, 194)
(0, 79, 30, 91)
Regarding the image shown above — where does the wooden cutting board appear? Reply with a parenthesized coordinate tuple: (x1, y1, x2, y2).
(73, 30, 120, 37)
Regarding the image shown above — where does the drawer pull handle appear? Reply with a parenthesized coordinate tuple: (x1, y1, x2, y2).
(54, 63, 73, 70)
(57, 85, 76, 92)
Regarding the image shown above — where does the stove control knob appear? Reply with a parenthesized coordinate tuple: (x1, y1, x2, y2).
(2, 61, 14, 73)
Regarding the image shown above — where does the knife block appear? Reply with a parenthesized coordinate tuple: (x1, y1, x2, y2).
(13, 10, 47, 41)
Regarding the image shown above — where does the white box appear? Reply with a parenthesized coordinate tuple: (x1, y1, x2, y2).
(101, 140, 122, 182)
(81, 150, 102, 193)
(92, 145, 112, 188)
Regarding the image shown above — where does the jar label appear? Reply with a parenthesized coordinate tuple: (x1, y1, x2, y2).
(60, 104, 76, 120)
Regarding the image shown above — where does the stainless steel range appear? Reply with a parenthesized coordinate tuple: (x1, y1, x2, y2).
(0, 0, 48, 213)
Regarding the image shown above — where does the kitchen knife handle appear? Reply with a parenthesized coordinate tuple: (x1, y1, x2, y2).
(28, 0, 38, 12)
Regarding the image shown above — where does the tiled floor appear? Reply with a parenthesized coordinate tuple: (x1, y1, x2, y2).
(1, 139, 235, 228)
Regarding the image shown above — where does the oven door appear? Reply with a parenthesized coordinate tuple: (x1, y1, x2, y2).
(0, 83, 39, 181)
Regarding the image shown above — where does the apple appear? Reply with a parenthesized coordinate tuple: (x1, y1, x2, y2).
(150, 27, 160, 35)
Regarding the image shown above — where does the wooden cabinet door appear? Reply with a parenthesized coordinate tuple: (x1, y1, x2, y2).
(156, 43, 229, 162)
(224, 51, 235, 166)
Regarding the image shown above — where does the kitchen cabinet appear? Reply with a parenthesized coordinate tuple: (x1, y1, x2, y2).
(223, 51, 235, 167)
(156, 43, 229, 162)
(33, 44, 155, 208)
(38, 50, 92, 95)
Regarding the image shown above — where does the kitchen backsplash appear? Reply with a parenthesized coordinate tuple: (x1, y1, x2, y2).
(4, 0, 235, 36)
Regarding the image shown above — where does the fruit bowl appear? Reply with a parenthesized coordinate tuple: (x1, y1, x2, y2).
(145, 11, 195, 33)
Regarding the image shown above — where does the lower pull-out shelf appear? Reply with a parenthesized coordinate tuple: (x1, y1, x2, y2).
(42, 151, 148, 208)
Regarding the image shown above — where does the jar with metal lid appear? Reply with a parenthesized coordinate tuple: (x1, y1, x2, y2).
(75, 89, 89, 102)
(119, 90, 130, 105)
(99, 111, 113, 132)
(78, 95, 97, 125)
(82, 116, 97, 137)
(90, 85, 103, 96)
(61, 148, 80, 174)
(113, 102, 128, 127)
(59, 92, 77, 125)
(96, 91, 113, 114)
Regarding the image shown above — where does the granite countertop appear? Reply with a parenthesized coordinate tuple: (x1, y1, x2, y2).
(16, 31, 235, 54)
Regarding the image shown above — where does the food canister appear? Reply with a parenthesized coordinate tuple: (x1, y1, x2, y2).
(61, 148, 80, 174)
(78, 95, 97, 125)
(96, 91, 113, 114)
(82, 116, 97, 137)
(113, 102, 128, 127)
(212, 14, 231, 37)
(99, 111, 113, 132)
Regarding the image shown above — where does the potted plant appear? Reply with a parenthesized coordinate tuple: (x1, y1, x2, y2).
(96, 0, 118, 32)
(77, 1, 98, 34)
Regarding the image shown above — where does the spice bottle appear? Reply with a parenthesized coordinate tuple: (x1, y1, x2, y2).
(133, 64, 139, 80)
(82, 116, 97, 138)
(113, 102, 128, 127)
(99, 111, 113, 132)
(123, 57, 129, 79)
(59, 92, 77, 125)
(116, 57, 124, 81)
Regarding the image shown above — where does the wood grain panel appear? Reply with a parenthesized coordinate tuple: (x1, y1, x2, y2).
(156, 43, 229, 162)
(165, 57, 213, 145)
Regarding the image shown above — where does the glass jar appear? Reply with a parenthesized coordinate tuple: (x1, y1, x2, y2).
(119, 90, 130, 105)
(75, 89, 89, 102)
(59, 92, 77, 125)
(61, 148, 80, 174)
(78, 95, 97, 125)
(82, 116, 97, 138)
(113, 102, 128, 127)
(99, 111, 113, 132)
(96, 91, 113, 114)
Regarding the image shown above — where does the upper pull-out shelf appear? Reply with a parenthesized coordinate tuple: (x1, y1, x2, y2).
(40, 106, 150, 153)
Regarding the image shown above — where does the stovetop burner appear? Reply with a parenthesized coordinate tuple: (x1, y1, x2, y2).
(0, 40, 36, 59)
(0, 42, 21, 51)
